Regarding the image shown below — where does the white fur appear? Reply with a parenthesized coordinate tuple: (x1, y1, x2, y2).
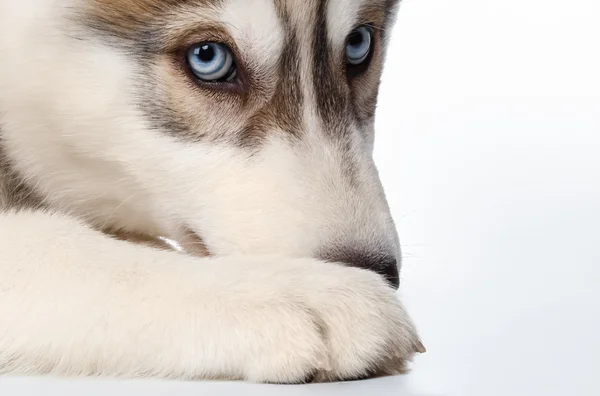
(0, 211, 418, 381)
(0, 0, 419, 382)
(221, 0, 285, 66)
(327, 0, 364, 49)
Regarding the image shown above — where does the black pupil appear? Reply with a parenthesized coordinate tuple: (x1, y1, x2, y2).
(348, 30, 363, 47)
(198, 45, 215, 62)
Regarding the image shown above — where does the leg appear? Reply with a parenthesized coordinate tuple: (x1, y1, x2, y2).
(0, 211, 422, 383)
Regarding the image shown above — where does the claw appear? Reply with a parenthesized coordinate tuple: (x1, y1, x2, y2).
(414, 340, 427, 354)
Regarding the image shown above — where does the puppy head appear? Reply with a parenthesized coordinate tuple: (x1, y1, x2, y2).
(0, 0, 402, 286)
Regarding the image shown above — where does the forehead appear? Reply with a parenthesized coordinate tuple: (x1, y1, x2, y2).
(86, 0, 398, 49)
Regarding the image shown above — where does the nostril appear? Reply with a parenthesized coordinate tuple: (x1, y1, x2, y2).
(320, 249, 400, 289)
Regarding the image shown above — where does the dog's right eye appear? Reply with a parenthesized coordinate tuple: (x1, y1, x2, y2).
(186, 42, 237, 83)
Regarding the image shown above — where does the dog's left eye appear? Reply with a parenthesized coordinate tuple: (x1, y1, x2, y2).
(186, 42, 237, 82)
(346, 26, 373, 65)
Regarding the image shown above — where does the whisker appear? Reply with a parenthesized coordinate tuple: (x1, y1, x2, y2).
(100, 192, 139, 230)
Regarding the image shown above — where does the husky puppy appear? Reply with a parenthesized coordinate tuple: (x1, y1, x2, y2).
(0, 0, 423, 383)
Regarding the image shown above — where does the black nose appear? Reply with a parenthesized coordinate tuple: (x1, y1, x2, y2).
(320, 249, 400, 289)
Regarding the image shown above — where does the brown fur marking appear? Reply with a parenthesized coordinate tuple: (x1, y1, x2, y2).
(0, 130, 42, 211)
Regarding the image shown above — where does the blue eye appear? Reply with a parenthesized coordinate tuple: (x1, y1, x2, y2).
(187, 43, 237, 82)
(346, 26, 373, 65)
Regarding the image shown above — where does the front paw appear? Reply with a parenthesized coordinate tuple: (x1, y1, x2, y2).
(237, 259, 423, 383)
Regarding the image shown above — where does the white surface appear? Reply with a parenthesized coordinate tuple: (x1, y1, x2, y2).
(2, 0, 599, 395)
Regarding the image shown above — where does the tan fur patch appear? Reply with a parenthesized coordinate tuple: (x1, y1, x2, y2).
(350, 2, 392, 123)
(86, 0, 223, 39)
(0, 135, 42, 210)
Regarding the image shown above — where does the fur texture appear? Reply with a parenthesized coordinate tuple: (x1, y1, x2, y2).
(0, 0, 423, 383)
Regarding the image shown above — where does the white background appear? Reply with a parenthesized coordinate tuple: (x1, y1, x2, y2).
(377, 0, 600, 394)
(2, 0, 599, 395)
